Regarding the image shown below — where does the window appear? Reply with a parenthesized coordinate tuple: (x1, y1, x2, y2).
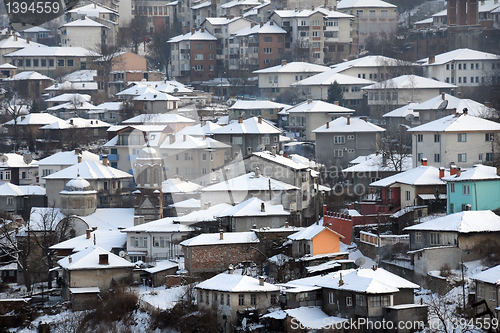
(220, 293, 224, 305)
(7, 197, 13, 206)
(214, 293, 217, 303)
(486, 133, 494, 142)
(33, 59, 39, 67)
(262, 137, 270, 145)
(227, 294, 230, 305)
(486, 152, 493, 161)
(459, 64, 462, 70)
(49, 59, 54, 67)
(263, 48, 272, 54)
(194, 54, 203, 60)
(434, 154, 440, 163)
(238, 294, 244, 306)
(312, 31, 319, 37)
(312, 20, 320, 26)
(202, 153, 207, 161)
(355, 294, 366, 306)
(417, 153, 423, 162)
(57, 59, 64, 67)
(406, 191, 410, 201)
(434, 134, 440, 142)
(271, 294, 277, 305)
(250, 294, 256, 305)
(463, 184, 470, 195)
(489, 286, 496, 302)
(334, 136, 345, 144)
(133, 236, 148, 248)
(232, 137, 242, 145)
(153, 236, 168, 247)
(264, 37, 272, 42)
(463, 63, 467, 70)
(209, 54, 214, 60)
(450, 203, 454, 213)
(329, 292, 334, 304)
(206, 292, 209, 304)
(200, 291, 203, 303)
(458, 133, 466, 142)
(25, 59, 31, 67)
(450, 182, 455, 193)
(195, 43, 203, 50)
(369, 295, 390, 307)
(458, 153, 467, 162)
(417, 134, 423, 142)
(415, 232, 422, 243)
(479, 153, 483, 161)
(67, 59, 74, 67)
(334, 149, 343, 157)
(463, 77, 467, 84)
(194, 65, 203, 71)
(446, 64, 450, 70)
(430, 232, 441, 245)
(346, 296, 352, 306)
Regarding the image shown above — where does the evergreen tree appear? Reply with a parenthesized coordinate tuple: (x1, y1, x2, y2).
(327, 81, 345, 106)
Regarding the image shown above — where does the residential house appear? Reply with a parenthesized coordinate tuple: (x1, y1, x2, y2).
(370, 164, 448, 212)
(19, 26, 51, 44)
(40, 118, 111, 148)
(0, 63, 17, 78)
(46, 100, 99, 120)
(162, 177, 203, 212)
(158, 134, 230, 185)
(228, 100, 290, 122)
(2, 71, 53, 98)
(253, 60, 329, 98)
(59, 17, 110, 48)
(0, 153, 38, 186)
(122, 217, 192, 262)
(173, 202, 232, 231)
(288, 224, 345, 258)
(284, 99, 355, 141)
(405, 210, 500, 275)
(191, 1, 213, 28)
(36, 149, 100, 187)
(336, 0, 398, 53)
(57, 245, 135, 310)
(43, 160, 134, 208)
(175, 120, 221, 138)
(362, 75, 456, 118)
(261, 307, 348, 333)
(471, 264, 500, 318)
(44, 81, 98, 97)
(180, 231, 260, 274)
(408, 112, 500, 168)
(0, 183, 46, 218)
(382, 103, 420, 129)
(292, 70, 375, 110)
(233, 21, 286, 71)
(165, 198, 200, 217)
(92, 102, 124, 124)
(217, 197, 290, 232)
(44, 93, 91, 109)
(168, 28, 217, 84)
(132, 90, 180, 113)
(4, 47, 100, 78)
(121, 113, 194, 130)
(210, 116, 282, 161)
(241, 1, 271, 24)
(443, 164, 500, 214)
(196, 272, 280, 332)
(2, 113, 64, 146)
(417, 48, 500, 88)
(220, 0, 262, 17)
(312, 116, 385, 167)
(0, 35, 47, 65)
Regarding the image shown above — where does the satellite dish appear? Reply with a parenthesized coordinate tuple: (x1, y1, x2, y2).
(0, 154, 8, 163)
(355, 257, 366, 267)
(23, 154, 32, 165)
(20, 286, 27, 295)
(405, 113, 415, 121)
(119, 251, 126, 258)
(437, 100, 448, 112)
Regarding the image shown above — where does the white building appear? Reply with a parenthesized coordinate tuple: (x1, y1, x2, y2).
(59, 17, 110, 48)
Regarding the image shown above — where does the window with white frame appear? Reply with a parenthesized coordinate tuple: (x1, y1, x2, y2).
(334, 150, 343, 157)
(415, 232, 422, 243)
(458, 133, 467, 142)
(329, 292, 334, 304)
(232, 137, 242, 145)
(194, 54, 203, 60)
(417, 134, 423, 142)
(334, 136, 345, 144)
(346, 296, 352, 306)
(262, 137, 270, 145)
(463, 185, 470, 195)
(7, 197, 14, 206)
(458, 153, 467, 162)
(430, 232, 441, 245)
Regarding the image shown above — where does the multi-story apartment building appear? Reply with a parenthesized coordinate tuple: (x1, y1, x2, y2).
(336, 0, 398, 54)
(168, 28, 218, 83)
(59, 17, 110, 48)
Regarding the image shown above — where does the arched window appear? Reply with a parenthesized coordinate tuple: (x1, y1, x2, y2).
(146, 168, 151, 184)
(154, 168, 159, 185)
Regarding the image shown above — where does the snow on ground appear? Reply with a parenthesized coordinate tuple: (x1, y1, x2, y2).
(137, 285, 188, 310)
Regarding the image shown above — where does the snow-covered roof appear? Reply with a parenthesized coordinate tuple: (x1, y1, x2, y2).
(405, 211, 500, 233)
(251, 151, 310, 170)
(273, 8, 352, 18)
(60, 70, 97, 82)
(293, 69, 375, 86)
(414, 17, 433, 25)
(281, 307, 347, 328)
(337, 0, 396, 8)
(45, 93, 91, 103)
(4, 46, 100, 57)
(0, 183, 45, 196)
(442, 164, 500, 182)
(162, 177, 202, 194)
(411, 94, 494, 118)
(418, 48, 500, 66)
(253, 61, 329, 74)
(235, 21, 286, 36)
(173, 203, 233, 224)
(218, 197, 290, 217)
(472, 264, 500, 285)
(210, 116, 281, 135)
(95, 102, 122, 111)
(69, 287, 100, 294)
(67, 3, 117, 15)
(123, 113, 195, 125)
(407, 113, 500, 133)
(58, 245, 135, 270)
(159, 135, 230, 150)
(176, 121, 221, 137)
(61, 17, 108, 28)
(167, 198, 201, 209)
(288, 224, 344, 240)
(4, 71, 52, 81)
(330, 55, 410, 72)
(45, 81, 98, 91)
(191, 1, 211, 9)
(132, 91, 180, 102)
(180, 231, 259, 246)
(0, 153, 36, 168)
(121, 217, 193, 233)
(370, 165, 447, 187)
(343, 153, 413, 173)
(285, 100, 354, 114)
(312, 116, 385, 133)
(221, 0, 261, 8)
(168, 29, 217, 43)
(143, 260, 178, 273)
(382, 103, 419, 118)
(229, 100, 289, 110)
(50, 229, 126, 252)
(22, 26, 49, 32)
(43, 161, 133, 180)
(47, 100, 98, 112)
(40, 118, 111, 130)
(197, 272, 278, 292)
(204, 16, 248, 25)
(36, 150, 100, 166)
(202, 171, 299, 192)
(362, 75, 456, 90)
(0, 36, 47, 49)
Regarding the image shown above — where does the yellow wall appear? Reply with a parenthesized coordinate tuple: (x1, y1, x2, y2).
(312, 229, 341, 256)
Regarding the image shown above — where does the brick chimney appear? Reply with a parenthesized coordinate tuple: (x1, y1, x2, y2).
(260, 22, 264, 27)
(326, 121, 329, 129)
(259, 276, 265, 286)
(347, 116, 350, 125)
(338, 272, 344, 286)
(99, 253, 109, 265)
(421, 158, 427, 166)
(228, 264, 234, 274)
(77, 154, 82, 163)
(261, 202, 265, 212)
(220, 228, 224, 240)
(428, 55, 435, 64)
(307, 99, 312, 104)
(281, 59, 287, 66)
(450, 164, 457, 176)
(456, 167, 461, 177)
(285, 221, 289, 228)
(238, 116, 243, 123)
(439, 167, 445, 179)
(86, 229, 91, 239)
(102, 155, 108, 166)
(258, 116, 262, 124)
(334, 101, 339, 105)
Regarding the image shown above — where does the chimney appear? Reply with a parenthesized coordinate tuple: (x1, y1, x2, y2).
(260, 22, 264, 27)
(270, 21, 274, 25)
(258, 116, 262, 124)
(255, 167, 261, 177)
(441, 93, 445, 100)
(86, 229, 91, 239)
(462, 108, 468, 115)
(228, 264, 234, 274)
(372, 265, 377, 271)
(347, 116, 350, 125)
(450, 164, 457, 176)
(183, 135, 187, 142)
(307, 99, 313, 104)
(281, 59, 287, 66)
(334, 101, 339, 106)
(191, 28, 195, 35)
(26, 38, 31, 44)
(92, 226, 97, 231)
(259, 276, 265, 286)
(428, 55, 435, 64)
(285, 221, 289, 228)
(77, 154, 82, 163)
(326, 121, 329, 129)
(382, 152, 387, 167)
(338, 273, 344, 286)
(102, 155, 108, 166)
(421, 158, 428, 166)
(456, 167, 461, 177)
(465, 204, 472, 211)
(81, 14, 85, 20)
(261, 202, 265, 212)
(360, 116, 368, 122)
(251, 22, 256, 27)
(238, 116, 243, 123)
(201, 28, 205, 32)
(439, 167, 445, 179)
(70, 119, 73, 125)
(272, 145, 276, 156)
(99, 253, 109, 265)
(220, 228, 224, 240)
(68, 256, 72, 263)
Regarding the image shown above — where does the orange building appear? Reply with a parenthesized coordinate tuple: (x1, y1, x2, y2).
(288, 224, 344, 258)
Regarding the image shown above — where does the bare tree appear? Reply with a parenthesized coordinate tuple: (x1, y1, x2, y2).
(92, 45, 125, 98)
(379, 123, 412, 172)
(147, 23, 182, 78)
(0, 90, 31, 150)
